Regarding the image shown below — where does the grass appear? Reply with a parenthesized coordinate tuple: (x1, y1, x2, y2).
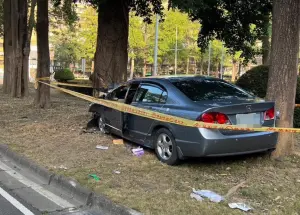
(1, 84, 300, 214)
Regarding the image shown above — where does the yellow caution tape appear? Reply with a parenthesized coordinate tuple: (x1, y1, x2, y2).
(51, 81, 93, 88)
(38, 81, 300, 133)
(34, 77, 51, 89)
(34, 77, 92, 89)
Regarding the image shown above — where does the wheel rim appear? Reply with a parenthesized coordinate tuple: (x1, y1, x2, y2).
(157, 133, 173, 160)
(98, 117, 106, 133)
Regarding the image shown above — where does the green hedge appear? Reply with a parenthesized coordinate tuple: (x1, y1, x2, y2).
(236, 65, 269, 98)
(236, 65, 300, 127)
(54, 68, 75, 82)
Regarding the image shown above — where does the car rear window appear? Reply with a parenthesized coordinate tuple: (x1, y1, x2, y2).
(172, 79, 253, 101)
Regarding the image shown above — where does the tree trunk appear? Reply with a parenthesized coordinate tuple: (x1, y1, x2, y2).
(186, 57, 189, 74)
(143, 59, 147, 77)
(237, 62, 242, 78)
(22, 0, 37, 97)
(93, 0, 129, 89)
(35, 0, 50, 108)
(231, 59, 237, 82)
(262, 16, 271, 65)
(143, 23, 148, 77)
(3, 0, 12, 94)
(199, 56, 204, 75)
(3, 0, 29, 97)
(266, 0, 300, 158)
(130, 55, 134, 79)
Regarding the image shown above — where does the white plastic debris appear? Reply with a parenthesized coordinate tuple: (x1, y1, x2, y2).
(132, 147, 144, 157)
(228, 203, 252, 212)
(58, 165, 68, 170)
(190, 193, 203, 201)
(192, 189, 224, 203)
(114, 170, 121, 174)
(96, 145, 109, 150)
(69, 181, 77, 187)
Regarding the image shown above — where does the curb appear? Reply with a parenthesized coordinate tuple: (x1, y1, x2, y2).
(0, 144, 142, 215)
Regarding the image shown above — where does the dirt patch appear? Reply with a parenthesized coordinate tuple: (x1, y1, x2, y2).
(1, 84, 300, 214)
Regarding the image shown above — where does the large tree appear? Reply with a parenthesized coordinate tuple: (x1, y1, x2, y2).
(266, 0, 300, 157)
(3, 0, 35, 97)
(70, 0, 269, 87)
(35, 0, 50, 108)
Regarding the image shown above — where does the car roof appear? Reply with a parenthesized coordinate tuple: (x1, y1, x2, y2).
(130, 75, 222, 83)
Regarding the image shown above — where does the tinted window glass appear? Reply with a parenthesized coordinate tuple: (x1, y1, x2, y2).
(126, 83, 140, 104)
(109, 86, 128, 100)
(172, 79, 253, 101)
(135, 85, 166, 103)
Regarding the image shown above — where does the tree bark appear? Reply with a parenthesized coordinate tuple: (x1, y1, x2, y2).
(93, 0, 129, 89)
(35, 0, 50, 108)
(262, 16, 271, 65)
(3, 0, 12, 93)
(130, 54, 134, 79)
(143, 23, 148, 77)
(3, 0, 30, 97)
(199, 56, 204, 75)
(22, 0, 37, 97)
(231, 59, 237, 82)
(143, 59, 147, 77)
(186, 57, 189, 74)
(266, 0, 300, 158)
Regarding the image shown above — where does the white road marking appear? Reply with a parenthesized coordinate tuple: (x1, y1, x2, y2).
(0, 186, 35, 215)
(0, 161, 75, 209)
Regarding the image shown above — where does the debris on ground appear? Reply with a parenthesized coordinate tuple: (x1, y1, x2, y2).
(132, 147, 144, 157)
(96, 145, 109, 150)
(81, 128, 98, 134)
(113, 139, 124, 145)
(192, 189, 224, 203)
(89, 174, 100, 181)
(274, 196, 281, 201)
(225, 181, 247, 198)
(58, 165, 68, 170)
(114, 170, 121, 174)
(190, 193, 203, 201)
(228, 203, 252, 212)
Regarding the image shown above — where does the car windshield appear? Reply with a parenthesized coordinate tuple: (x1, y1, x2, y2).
(172, 79, 253, 101)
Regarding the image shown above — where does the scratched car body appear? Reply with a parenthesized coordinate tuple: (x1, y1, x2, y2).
(89, 76, 278, 165)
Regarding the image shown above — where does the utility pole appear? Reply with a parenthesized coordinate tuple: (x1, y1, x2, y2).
(175, 26, 178, 75)
(220, 44, 224, 79)
(207, 41, 211, 76)
(153, 14, 159, 76)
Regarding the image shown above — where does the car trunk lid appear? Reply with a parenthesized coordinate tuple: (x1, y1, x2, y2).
(196, 99, 275, 135)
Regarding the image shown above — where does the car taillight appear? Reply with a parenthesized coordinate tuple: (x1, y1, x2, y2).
(198, 112, 230, 124)
(264, 107, 275, 120)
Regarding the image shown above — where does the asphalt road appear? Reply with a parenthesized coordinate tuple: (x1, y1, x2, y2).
(0, 185, 40, 215)
(0, 155, 104, 215)
(0, 195, 23, 215)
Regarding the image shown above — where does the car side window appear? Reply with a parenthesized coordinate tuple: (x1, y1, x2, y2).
(135, 85, 167, 104)
(108, 86, 128, 101)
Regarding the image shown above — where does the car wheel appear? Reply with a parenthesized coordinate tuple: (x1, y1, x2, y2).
(154, 128, 180, 165)
(98, 115, 109, 134)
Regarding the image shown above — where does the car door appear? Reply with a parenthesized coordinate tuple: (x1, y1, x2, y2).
(104, 85, 129, 136)
(124, 83, 168, 144)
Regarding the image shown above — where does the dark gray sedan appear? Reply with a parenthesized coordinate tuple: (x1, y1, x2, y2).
(89, 76, 278, 165)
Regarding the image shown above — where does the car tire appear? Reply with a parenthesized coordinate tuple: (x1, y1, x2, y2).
(154, 128, 180, 166)
(98, 115, 109, 134)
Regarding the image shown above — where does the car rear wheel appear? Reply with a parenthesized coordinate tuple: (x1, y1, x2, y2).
(98, 115, 109, 134)
(154, 128, 180, 165)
